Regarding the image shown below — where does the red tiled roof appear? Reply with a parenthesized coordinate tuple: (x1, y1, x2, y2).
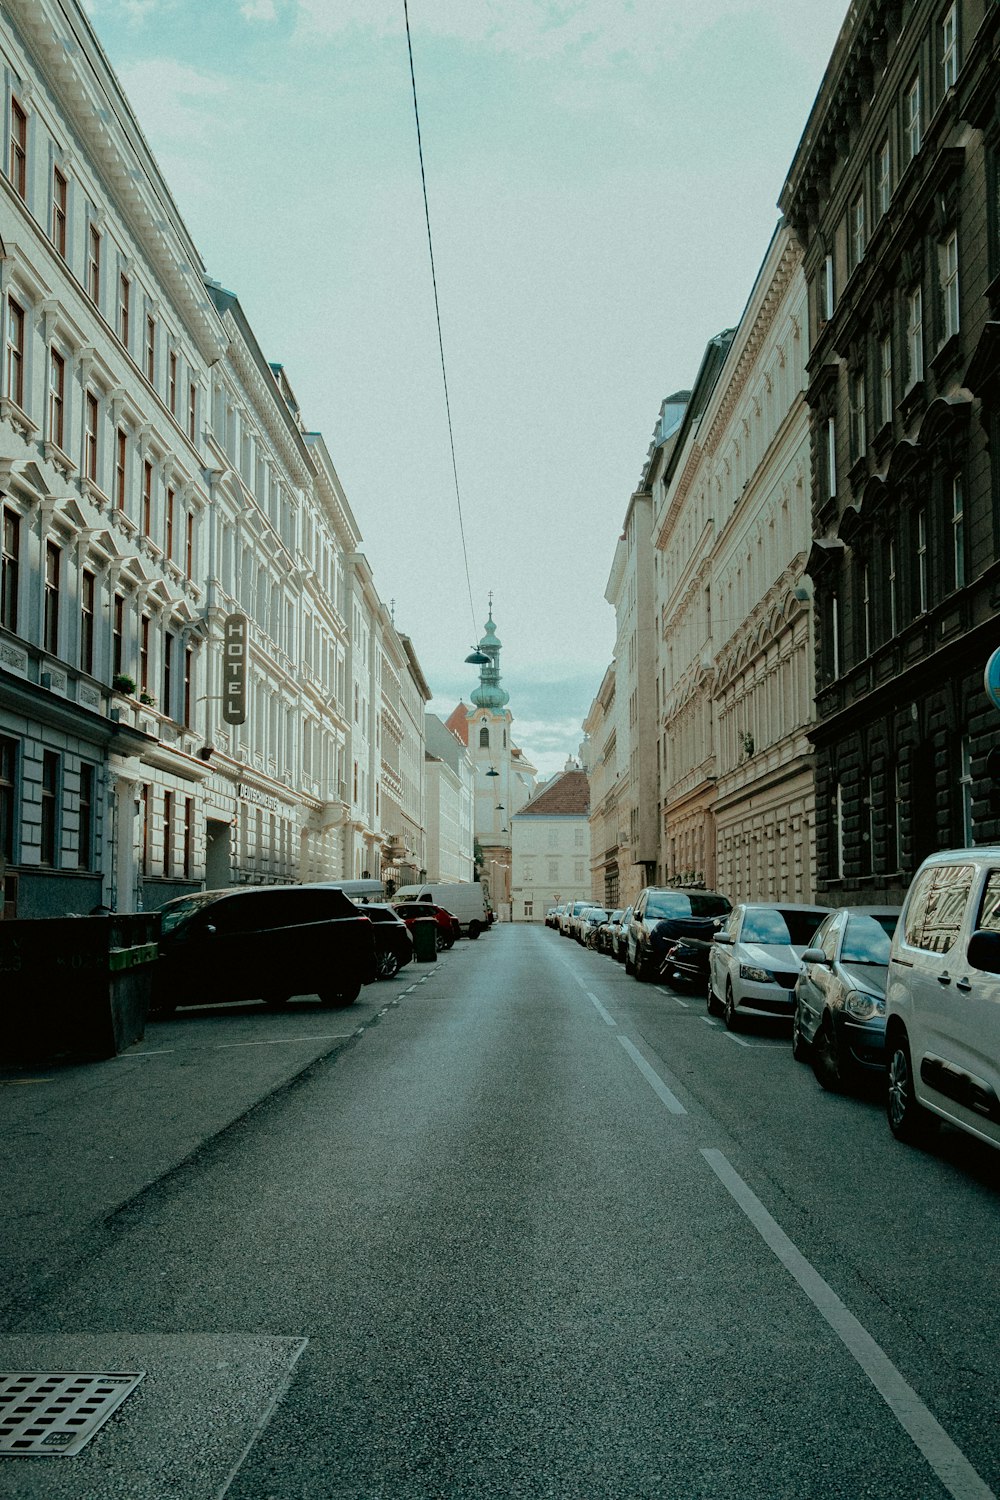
(445, 702, 469, 745)
(515, 769, 589, 817)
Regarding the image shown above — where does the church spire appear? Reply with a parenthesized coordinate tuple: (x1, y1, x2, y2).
(470, 598, 510, 710)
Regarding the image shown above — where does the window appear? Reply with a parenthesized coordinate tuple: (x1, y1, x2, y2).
(826, 414, 837, 498)
(51, 167, 67, 257)
(40, 751, 59, 866)
(183, 796, 193, 878)
(163, 631, 174, 717)
(821, 253, 835, 322)
(44, 541, 60, 655)
(140, 614, 150, 692)
(876, 137, 891, 217)
(87, 224, 101, 304)
(9, 98, 26, 199)
(849, 369, 866, 460)
(905, 863, 974, 953)
(142, 459, 153, 536)
(861, 562, 871, 657)
(959, 738, 974, 846)
(941, 4, 958, 92)
(851, 191, 865, 268)
(140, 784, 149, 876)
(166, 486, 175, 560)
(163, 790, 173, 877)
(951, 474, 965, 589)
(917, 508, 928, 613)
(479, 727, 490, 748)
(186, 510, 194, 579)
(168, 350, 177, 414)
(144, 313, 155, 384)
(6, 297, 25, 408)
(115, 428, 127, 511)
(80, 568, 95, 674)
(906, 286, 923, 385)
(118, 272, 130, 348)
(183, 645, 193, 725)
(940, 231, 959, 341)
(188, 382, 197, 441)
(84, 390, 99, 482)
(888, 537, 898, 636)
(904, 73, 921, 163)
(833, 782, 845, 880)
(1, 505, 19, 632)
(78, 763, 94, 870)
(831, 591, 841, 679)
(48, 347, 65, 448)
(879, 333, 893, 426)
(112, 592, 124, 676)
(0, 734, 17, 863)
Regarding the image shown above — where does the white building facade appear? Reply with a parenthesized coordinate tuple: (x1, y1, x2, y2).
(510, 768, 590, 922)
(424, 712, 474, 883)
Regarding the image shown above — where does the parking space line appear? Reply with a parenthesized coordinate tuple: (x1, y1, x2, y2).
(656, 988, 690, 1009)
(214, 1035, 356, 1050)
(618, 1037, 687, 1115)
(701, 1147, 995, 1500)
(725, 1033, 754, 1048)
(701, 1017, 721, 1028)
(585, 991, 616, 1028)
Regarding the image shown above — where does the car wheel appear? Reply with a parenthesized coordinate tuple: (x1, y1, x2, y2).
(624, 948, 634, 976)
(887, 1032, 936, 1144)
(320, 980, 362, 1008)
(377, 950, 401, 980)
(435, 931, 448, 952)
(633, 944, 647, 981)
(812, 1016, 853, 1092)
(790, 1005, 810, 1062)
(723, 979, 740, 1032)
(468, 921, 481, 940)
(706, 980, 723, 1017)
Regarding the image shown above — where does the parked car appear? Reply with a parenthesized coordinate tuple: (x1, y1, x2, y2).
(596, 909, 624, 954)
(885, 848, 1000, 1151)
(560, 900, 595, 937)
(391, 881, 490, 938)
(580, 907, 609, 947)
(545, 905, 563, 929)
(708, 902, 830, 1029)
(393, 901, 459, 950)
(793, 907, 900, 1089)
(152, 885, 377, 1015)
(354, 901, 414, 979)
(611, 907, 633, 962)
(627, 887, 732, 982)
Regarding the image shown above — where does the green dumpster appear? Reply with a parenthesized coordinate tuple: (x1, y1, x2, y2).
(411, 917, 438, 964)
(0, 912, 159, 1063)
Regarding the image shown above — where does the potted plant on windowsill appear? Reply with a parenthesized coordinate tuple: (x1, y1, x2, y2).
(139, 691, 157, 708)
(112, 673, 136, 696)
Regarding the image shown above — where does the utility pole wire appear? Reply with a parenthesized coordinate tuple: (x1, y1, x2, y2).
(403, 0, 480, 643)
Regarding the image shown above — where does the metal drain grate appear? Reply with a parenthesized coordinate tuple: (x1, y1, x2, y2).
(0, 1372, 145, 1457)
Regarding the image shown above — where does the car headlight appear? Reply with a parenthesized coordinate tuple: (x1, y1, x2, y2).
(740, 964, 773, 983)
(844, 991, 885, 1020)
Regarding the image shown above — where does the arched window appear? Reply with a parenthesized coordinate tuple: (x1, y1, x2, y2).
(479, 727, 490, 748)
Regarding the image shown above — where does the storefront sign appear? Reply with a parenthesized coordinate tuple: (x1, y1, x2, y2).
(222, 613, 248, 725)
(985, 647, 1000, 712)
(238, 783, 279, 812)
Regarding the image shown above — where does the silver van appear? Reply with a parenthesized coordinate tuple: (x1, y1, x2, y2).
(885, 847, 1000, 1150)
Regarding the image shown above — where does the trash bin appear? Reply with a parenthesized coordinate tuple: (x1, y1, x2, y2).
(0, 912, 159, 1063)
(411, 917, 438, 964)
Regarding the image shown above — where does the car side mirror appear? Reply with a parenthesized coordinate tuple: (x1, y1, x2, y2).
(801, 948, 828, 965)
(712, 932, 733, 945)
(967, 929, 1000, 975)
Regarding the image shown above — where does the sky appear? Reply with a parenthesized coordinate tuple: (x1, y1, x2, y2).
(85, 0, 849, 778)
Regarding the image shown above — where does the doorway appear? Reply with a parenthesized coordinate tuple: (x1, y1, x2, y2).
(205, 818, 232, 889)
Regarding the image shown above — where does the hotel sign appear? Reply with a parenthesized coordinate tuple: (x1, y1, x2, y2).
(222, 612, 248, 725)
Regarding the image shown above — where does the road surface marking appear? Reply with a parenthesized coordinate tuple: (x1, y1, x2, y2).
(701, 1147, 996, 1500)
(618, 1037, 687, 1115)
(656, 988, 691, 1009)
(701, 1017, 721, 1028)
(585, 991, 616, 1028)
(725, 1033, 754, 1048)
(0, 1077, 55, 1085)
(214, 1035, 356, 1050)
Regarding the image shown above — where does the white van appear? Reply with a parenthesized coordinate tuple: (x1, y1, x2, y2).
(391, 881, 491, 938)
(885, 847, 1000, 1151)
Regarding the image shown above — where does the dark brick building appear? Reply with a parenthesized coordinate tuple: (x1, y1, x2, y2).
(780, 0, 1000, 903)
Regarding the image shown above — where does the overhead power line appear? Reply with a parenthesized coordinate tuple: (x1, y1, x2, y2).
(402, 0, 481, 644)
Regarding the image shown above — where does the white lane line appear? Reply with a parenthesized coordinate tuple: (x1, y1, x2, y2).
(656, 988, 691, 1009)
(214, 1035, 355, 1050)
(585, 990, 616, 1028)
(618, 1037, 687, 1115)
(701, 1147, 996, 1500)
(725, 1033, 754, 1048)
(701, 1017, 721, 1028)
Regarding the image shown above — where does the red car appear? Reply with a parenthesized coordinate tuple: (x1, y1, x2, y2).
(392, 901, 460, 950)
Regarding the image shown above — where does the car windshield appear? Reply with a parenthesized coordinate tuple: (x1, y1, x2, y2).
(646, 892, 731, 920)
(160, 892, 223, 935)
(741, 908, 827, 945)
(842, 913, 897, 964)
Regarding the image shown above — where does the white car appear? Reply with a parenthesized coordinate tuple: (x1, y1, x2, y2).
(708, 902, 831, 1030)
(885, 847, 1000, 1152)
(559, 900, 593, 938)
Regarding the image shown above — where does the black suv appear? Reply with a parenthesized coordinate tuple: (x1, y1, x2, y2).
(355, 902, 414, 978)
(153, 884, 376, 1015)
(626, 886, 732, 983)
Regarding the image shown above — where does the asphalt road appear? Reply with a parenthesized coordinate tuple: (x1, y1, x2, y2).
(3, 925, 999, 1499)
